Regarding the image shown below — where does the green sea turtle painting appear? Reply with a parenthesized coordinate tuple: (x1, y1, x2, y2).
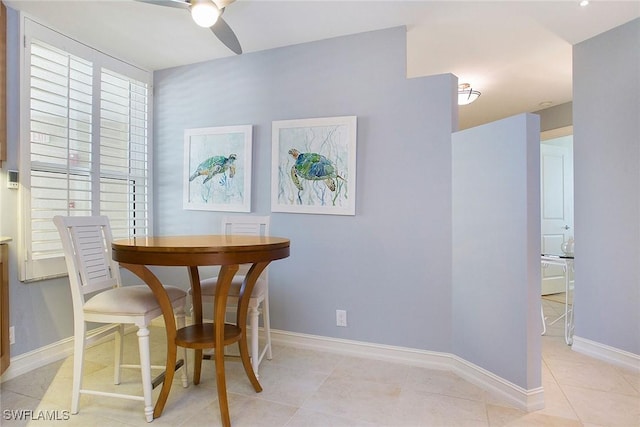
(273, 118, 355, 214)
(189, 153, 237, 184)
(288, 148, 345, 192)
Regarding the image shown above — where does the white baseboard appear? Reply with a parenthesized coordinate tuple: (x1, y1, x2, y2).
(1, 325, 136, 383)
(451, 355, 544, 411)
(572, 335, 640, 372)
(1, 336, 73, 382)
(270, 329, 543, 411)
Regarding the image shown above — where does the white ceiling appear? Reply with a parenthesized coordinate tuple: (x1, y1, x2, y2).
(5, 0, 639, 129)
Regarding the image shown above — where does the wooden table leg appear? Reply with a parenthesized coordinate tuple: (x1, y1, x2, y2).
(188, 266, 204, 385)
(120, 263, 177, 420)
(214, 265, 239, 427)
(236, 262, 269, 392)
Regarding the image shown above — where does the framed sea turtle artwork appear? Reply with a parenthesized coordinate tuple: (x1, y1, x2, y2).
(271, 116, 357, 215)
(183, 125, 252, 212)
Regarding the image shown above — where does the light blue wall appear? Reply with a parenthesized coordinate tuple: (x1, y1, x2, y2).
(152, 27, 456, 350)
(452, 114, 541, 388)
(573, 19, 640, 354)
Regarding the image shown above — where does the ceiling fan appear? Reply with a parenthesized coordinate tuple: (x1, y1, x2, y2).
(136, 0, 242, 54)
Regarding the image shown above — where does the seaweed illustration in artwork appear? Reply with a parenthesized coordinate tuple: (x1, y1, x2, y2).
(277, 124, 350, 208)
(188, 153, 238, 203)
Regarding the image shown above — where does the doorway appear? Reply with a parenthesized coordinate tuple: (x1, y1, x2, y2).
(540, 127, 575, 352)
(540, 129, 574, 295)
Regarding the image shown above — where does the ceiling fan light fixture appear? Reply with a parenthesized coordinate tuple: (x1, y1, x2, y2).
(458, 83, 481, 105)
(191, 0, 220, 28)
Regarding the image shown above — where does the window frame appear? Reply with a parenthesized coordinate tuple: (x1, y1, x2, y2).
(18, 16, 154, 282)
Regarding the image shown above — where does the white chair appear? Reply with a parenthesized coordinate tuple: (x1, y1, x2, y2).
(53, 215, 189, 423)
(192, 215, 272, 377)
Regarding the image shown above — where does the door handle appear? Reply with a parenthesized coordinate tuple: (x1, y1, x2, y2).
(563, 225, 571, 230)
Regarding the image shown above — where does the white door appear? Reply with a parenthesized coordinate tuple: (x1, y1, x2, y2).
(540, 137, 574, 295)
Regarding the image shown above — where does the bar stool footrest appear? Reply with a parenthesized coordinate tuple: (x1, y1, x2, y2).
(151, 359, 185, 389)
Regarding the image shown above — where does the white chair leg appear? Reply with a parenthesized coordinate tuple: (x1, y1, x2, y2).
(263, 296, 272, 360)
(175, 306, 189, 388)
(71, 324, 86, 415)
(248, 304, 260, 376)
(541, 306, 546, 335)
(114, 324, 124, 384)
(136, 326, 154, 423)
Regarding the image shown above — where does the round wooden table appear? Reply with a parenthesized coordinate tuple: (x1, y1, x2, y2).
(112, 235, 290, 426)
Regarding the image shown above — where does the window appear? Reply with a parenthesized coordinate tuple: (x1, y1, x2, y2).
(19, 19, 152, 281)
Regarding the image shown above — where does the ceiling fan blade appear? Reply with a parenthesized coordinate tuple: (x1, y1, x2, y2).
(137, 0, 241, 54)
(213, 0, 236, 9)
(135, 0, 190, 10)
(211, 15, 242, 54)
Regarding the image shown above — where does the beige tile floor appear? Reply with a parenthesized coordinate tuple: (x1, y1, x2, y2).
(1, 297, 638, 426)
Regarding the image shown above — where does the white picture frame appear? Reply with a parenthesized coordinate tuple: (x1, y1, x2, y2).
(271, 116, 357, 215)
(183, 125, 252, 212)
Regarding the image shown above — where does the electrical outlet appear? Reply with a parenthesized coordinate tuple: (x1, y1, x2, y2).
(336, 309, 347, 327)
(9, 326, 15, 345)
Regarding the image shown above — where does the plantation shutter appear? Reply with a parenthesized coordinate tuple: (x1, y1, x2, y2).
(20, 19, 152, 281)
(99, 69, 150, 240)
